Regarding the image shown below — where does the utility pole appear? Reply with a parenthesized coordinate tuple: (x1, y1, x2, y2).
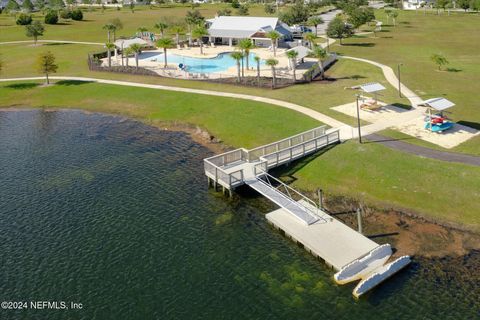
(355, 94, 362, 144)
(398, 63, 403, 98)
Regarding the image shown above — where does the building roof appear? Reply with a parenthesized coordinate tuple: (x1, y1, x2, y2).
(208, 16, 285, 38)
(421, 97, 455, 111)
(360, 82, 386, 93)
(286, 45, 311, 60)
(114, 38, 148, 49)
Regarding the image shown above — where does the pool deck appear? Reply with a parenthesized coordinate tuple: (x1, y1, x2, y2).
(267, 200, 379, 270)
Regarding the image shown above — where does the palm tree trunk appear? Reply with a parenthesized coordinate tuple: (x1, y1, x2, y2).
(34, 36, 37, 46)
(107, 50, 111, 67)
(292, 65, 296, 81)
(135, 53, 138, 69)
(176, 33, 179, 46)
(163, 48, 167, 68)
(272, 40, 276, 56)
(107, 31, 110, 43)
(257, 61, 260, 86)
(45, 72, 49, 85)
(271, 66, 276, 89)
(241, 56, 244, 78)
(319, 61, 324, 79)
(246, 51, 249, 69)
(236, 62, 241, 83)
(199, 42, 203, 55)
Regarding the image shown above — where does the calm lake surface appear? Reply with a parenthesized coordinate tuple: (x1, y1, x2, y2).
(0, 110, 478, 320)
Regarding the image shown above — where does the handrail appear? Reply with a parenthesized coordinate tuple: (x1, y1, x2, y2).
(255, 167, 326, 224)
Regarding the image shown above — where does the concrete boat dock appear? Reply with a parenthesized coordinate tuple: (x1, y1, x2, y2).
(266, 201, 378, 270)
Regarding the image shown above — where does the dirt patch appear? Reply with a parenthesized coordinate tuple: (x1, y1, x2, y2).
(322, 195, 480, 259)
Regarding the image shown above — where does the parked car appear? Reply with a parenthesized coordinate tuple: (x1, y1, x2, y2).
(291, 25, 313, 38)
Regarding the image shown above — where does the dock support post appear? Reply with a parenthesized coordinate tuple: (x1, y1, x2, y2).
(228, 189, 232, 198)
(357, 208, 363, 234)
(222, 186, 226, 195)
(317, 189, 324, 210)
(207, 177, 211, 188)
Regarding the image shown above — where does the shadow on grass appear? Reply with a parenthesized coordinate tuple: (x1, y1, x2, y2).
(55, 80, 94, 86)
(363, 135, 416, 144)
(4, 83, 39, 90)
(447, 67, 462, 72)
(343, 43, 375, 47)
(458, 120, 480, 130)
(335, 74, 367, 80)
(368, 232, 400, 239)
(391, 103, 412, 110)
(43, 42, 73, 46)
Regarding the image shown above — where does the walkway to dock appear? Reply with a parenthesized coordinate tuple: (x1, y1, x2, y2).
(204, 126, 410, 297)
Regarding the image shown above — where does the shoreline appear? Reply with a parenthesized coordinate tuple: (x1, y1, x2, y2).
(2, 107, 479, 259)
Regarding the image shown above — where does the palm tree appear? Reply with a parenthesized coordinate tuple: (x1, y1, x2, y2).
(191, 25, 208, 54)
(103, 23, 116, 43)
(105, 42, 115, 68)
(111, 18, 123, 42)
(254, 55, 261, 86)
(286, 50, 298, 81)
(169, 24, 185, 46)
(123, 47, 133, 67)
(154, 20, 168, 37)
(266, 31, 280, 57)
(265, 58, 279, 89)
(311, 45, 328, 79)
(237, 38, 254, 71)
(304, 32, 317, 49)
(156, 37, 175, 68)
(307, 17, 324, 36)
(129, 43, 144, 69)
(230, 51, 243, 83)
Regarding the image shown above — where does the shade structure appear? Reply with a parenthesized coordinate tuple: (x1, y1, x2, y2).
(421, 97, 455, 111)
(114, 38, 148, 49)
(359, 82, 386, 93)
(285, 45, 311, 60)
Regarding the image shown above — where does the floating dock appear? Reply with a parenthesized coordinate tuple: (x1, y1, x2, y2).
(203, 126, 410, 298)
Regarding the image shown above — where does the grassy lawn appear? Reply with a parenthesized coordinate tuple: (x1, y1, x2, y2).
(0, 4, 276, 43)
(0, 80, 321, 148)
(334, 9, 480, 153)
(280, 140, 480, 231)
(0, 42, 408, 127)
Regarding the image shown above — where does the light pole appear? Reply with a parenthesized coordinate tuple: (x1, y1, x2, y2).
(397, 63, 403, 98)
(355, 94, 362, 144)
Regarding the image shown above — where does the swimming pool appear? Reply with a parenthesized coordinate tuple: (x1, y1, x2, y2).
(139, 51, 263, 73)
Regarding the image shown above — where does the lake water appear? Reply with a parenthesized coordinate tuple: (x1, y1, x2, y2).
(0, 110, 478, 319)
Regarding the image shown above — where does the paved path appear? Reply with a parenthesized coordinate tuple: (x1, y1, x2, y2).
(314, 10, 342, 36)
(0, 76, 354, 139)
(366, 133, 480, 166)
(0, 40, 104, 46)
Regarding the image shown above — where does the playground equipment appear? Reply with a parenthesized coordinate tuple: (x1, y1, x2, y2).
(421, 98, 455, 133)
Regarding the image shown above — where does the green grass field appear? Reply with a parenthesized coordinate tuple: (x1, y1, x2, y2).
(334, 9, 480, 153)
(1, 80, 479, 230)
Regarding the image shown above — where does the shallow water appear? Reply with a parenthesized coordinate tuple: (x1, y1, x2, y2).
(0, 110, 478, 319)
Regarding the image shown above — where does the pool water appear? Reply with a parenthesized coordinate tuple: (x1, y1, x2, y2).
(140, 51, 263, 73)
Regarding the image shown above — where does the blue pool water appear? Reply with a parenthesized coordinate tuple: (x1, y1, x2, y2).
(140, 51, 263, 73)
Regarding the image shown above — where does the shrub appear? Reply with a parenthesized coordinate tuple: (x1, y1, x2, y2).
(44, 10, 58, 24)
(16, 13, 33, 25)
(71, 9, 83, 21)
(59, 9, 72, 19)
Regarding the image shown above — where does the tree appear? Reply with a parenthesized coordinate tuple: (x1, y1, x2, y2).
(236, 5, 249, 16)
(254, 55, 261, 86)
(44, 10, 58, 25)
(307, 16, 323, 36)
(264, 3, 275, 14)
(390, 11, 399, 26)
(185, 10, 204, 45)
(471, 0, 480, 11)
(326, 17, 352, 45)
(266, 30, 280, 57)
(237, 38, 254, 71)
(111, 18, 123, 41)
(25, 21, 44, 45)
(103, 23, 116, 43)
(230, 51, 243, 83)
(16, 13, 32, 25)
(37, 51, 58, 85)
(311, 45, 328, 79)
(191, 25, 208, 54)
(71, 9, 83, 21)
(457, 0, 470, 11)
(5, 0, 20, 12)
(129, 43, 143, 69)
(430, 53, 449, 70)
(169, 24, 185, 46)
(156, 37, 175, 68)
(303, 32, 316, 49)
(123, 47, 133, 67)
(22, 0, 34, 12)
(138, 26, 148, 33)
(105, 42, 115, 68)
(279, 2, 309, 25)
(265, 58, 279, 89)
(154, 20, 168, 37)
(129, 1, 135, 13)
(286, 49, 298, 81)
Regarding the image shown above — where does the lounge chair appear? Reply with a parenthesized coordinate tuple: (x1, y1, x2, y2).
(360, 99, 382, 111)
